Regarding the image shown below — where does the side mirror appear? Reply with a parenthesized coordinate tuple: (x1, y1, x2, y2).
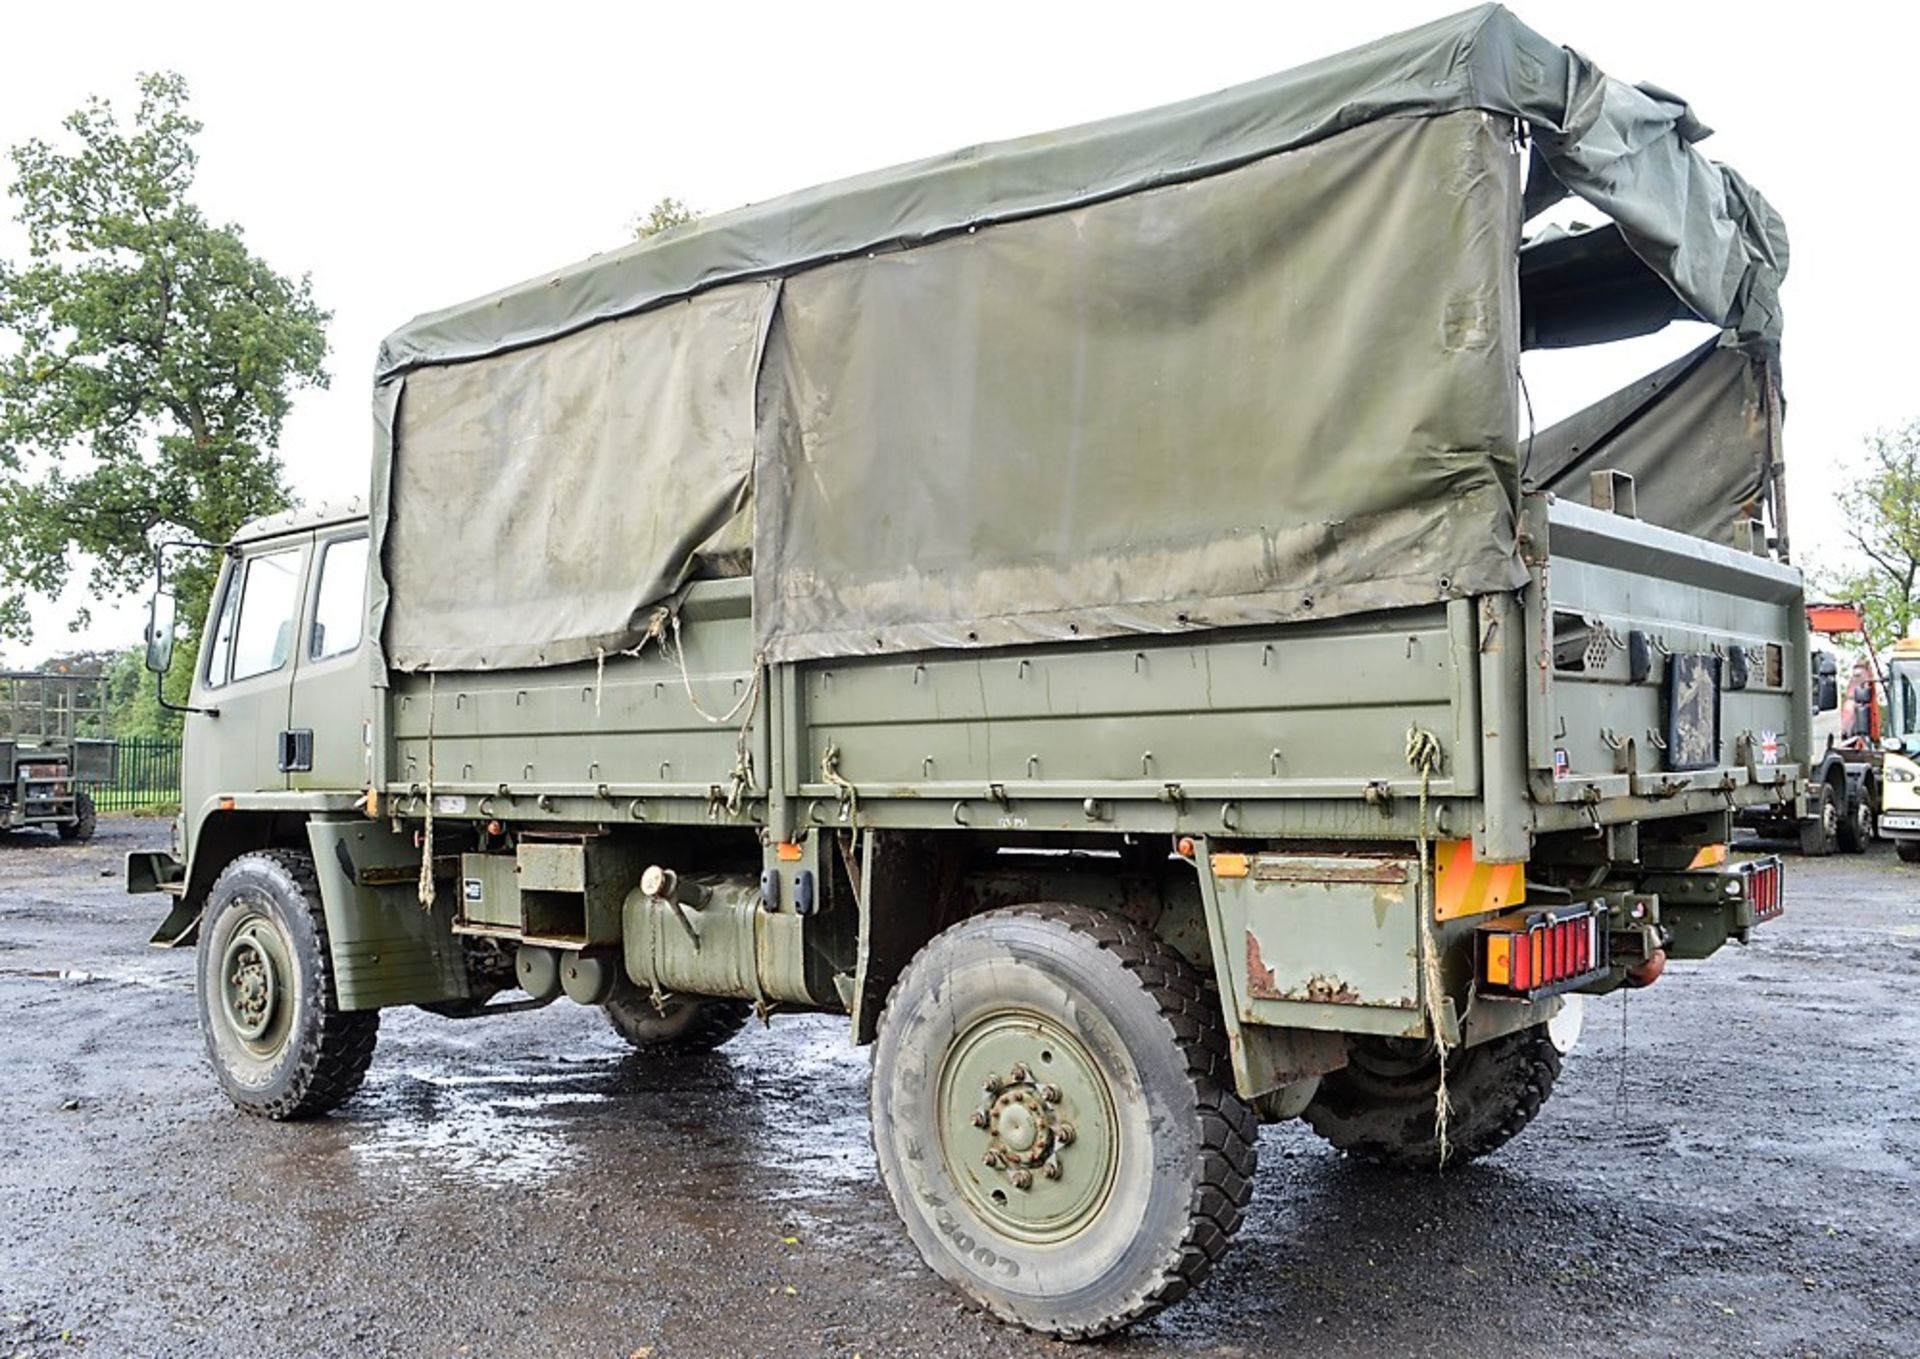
(1813, 674, 1840, 714)
(146, 591, 178, 674)
(1884, 737, 1906, 754)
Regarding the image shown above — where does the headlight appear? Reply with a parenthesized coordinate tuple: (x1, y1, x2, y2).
(1888, 766, 1917, 784)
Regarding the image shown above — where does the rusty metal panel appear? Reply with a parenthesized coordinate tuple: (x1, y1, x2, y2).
(1213, 854, 1423, 1037)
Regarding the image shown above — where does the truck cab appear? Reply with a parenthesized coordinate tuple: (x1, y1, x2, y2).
(136, 501, 373, 927)
(1875, 638, 1920, 861)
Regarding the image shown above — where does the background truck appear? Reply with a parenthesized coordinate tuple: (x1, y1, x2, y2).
(0, 670, 113, 840)
(130, 7, 1798, 1338)
(1871, 637, 1920, 860)
(1738, 603, 1883, 854)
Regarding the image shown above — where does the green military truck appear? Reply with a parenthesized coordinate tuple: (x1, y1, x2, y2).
(130, 7, 1800, 1336)
(2, 670, 113, 840)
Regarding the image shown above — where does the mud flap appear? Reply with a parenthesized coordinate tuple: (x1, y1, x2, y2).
(306, 816, 471, 1011)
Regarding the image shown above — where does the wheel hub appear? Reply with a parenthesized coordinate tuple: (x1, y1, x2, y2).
(937, 1016, 1117, 1243)
(218, 914, 292, 1055)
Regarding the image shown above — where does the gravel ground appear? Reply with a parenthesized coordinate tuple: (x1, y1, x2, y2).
(0, 818, 1915, 1358)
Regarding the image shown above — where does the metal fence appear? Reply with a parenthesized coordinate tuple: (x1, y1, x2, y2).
(95, 737, 182, 812)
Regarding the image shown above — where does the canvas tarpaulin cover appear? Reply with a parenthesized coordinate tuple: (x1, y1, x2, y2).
(369, 3, 1788, 673)
(1527, 337, 1777, 544)
(383, 285, 774, 670)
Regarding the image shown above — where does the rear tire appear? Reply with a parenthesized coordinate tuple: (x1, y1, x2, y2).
(57, 791, 96, 843)
(871, 903, 1256, 1338)
(196, 849, 379, 1119)
(1303, 1024, 1561, 1169)
(1799, 783, 1839, 856)
(603, 991, 753, 1054)
(1897, 840, 1920, 865)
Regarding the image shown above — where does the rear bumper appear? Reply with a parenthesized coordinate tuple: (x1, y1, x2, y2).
(1638, 856, 1785, 961)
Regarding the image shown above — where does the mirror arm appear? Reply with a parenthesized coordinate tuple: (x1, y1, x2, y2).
(156, 666, 218, 719)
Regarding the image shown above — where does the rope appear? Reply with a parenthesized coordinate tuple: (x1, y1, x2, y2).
(1615, 988, 1631, 1125)
(666, 611, 759, 725)
(625, 604, 765, 818)
(417, 673, 438, 909)
(1405, 723, 1453, 1166)
(821, 742, 858, 823)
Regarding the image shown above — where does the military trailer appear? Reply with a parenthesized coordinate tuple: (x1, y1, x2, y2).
(131, 7, 1801, 1336)
(1, 670, 113, 840)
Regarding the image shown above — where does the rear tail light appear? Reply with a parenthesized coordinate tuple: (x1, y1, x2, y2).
(1743, 857, 1784, 923)
(1479, 906, 1610, 998)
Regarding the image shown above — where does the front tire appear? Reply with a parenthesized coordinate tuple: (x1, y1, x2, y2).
(196, 849, 378, 1119)
(1897, 840, 1920, 865)
(1303, 1024, 1561, 1169)
(1839, 790, 1874, 854)
(57, 791, 96, 842)
(871, 903, 1256, 1339)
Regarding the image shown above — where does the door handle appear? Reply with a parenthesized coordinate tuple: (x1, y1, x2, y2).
(278, 729, 314, 773)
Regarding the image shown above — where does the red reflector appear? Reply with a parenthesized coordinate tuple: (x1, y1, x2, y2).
(1745, 859, 1785, 923)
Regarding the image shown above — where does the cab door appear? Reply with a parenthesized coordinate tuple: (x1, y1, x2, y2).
(286, 527, 372, 792)
(185, 532, 313, 819)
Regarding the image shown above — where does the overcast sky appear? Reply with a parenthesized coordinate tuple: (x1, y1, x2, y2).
(3, 0, 1915, 662)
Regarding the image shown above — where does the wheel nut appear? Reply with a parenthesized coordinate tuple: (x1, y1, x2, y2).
(1056, 1122, 1075, 1146)
(1039, 1084, 1061, 1105)
(1008, 1062, 1030, 1083)
(982, 1074, 1003, 1095)
(1010, 1169, 1033, 1190)
(983, 1152, 1002, 1169)
(970, 1110, 988, 1129)
(1043, 1160, 1061, 1181)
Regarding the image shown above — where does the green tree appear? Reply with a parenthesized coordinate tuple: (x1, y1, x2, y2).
(101, 644, 180, 739)
(1824, 420, 1920, 643)
(631, 195, 697, 240)
(0, 71, 329, 651)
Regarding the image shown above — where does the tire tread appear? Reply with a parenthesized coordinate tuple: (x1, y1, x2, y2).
(1302, 1025, 1561, 1169)
(207, 848, 379, 1120)
(878, 901, 1257, 1339)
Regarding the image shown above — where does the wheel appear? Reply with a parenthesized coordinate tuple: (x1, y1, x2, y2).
(870, 903, 1257, 1339)
(196, 849, 378, 1119)
(603, 990, 752, 1054)
(1303, 1023, 1561, 1169)
(1838, 790, 1874, 854)
(1798, 782, 1839, 856)
(1897, 840, 1920, 865)
(57, 791, 96, 842)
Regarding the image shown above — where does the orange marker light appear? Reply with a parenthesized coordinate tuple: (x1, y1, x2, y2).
(218, 797, 236, 812)
(1176, 837, 1197, 859)
(1485, 934, 1512, 986)
(776, 841, 804, 862)
(1210, 853, 1250, 878)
